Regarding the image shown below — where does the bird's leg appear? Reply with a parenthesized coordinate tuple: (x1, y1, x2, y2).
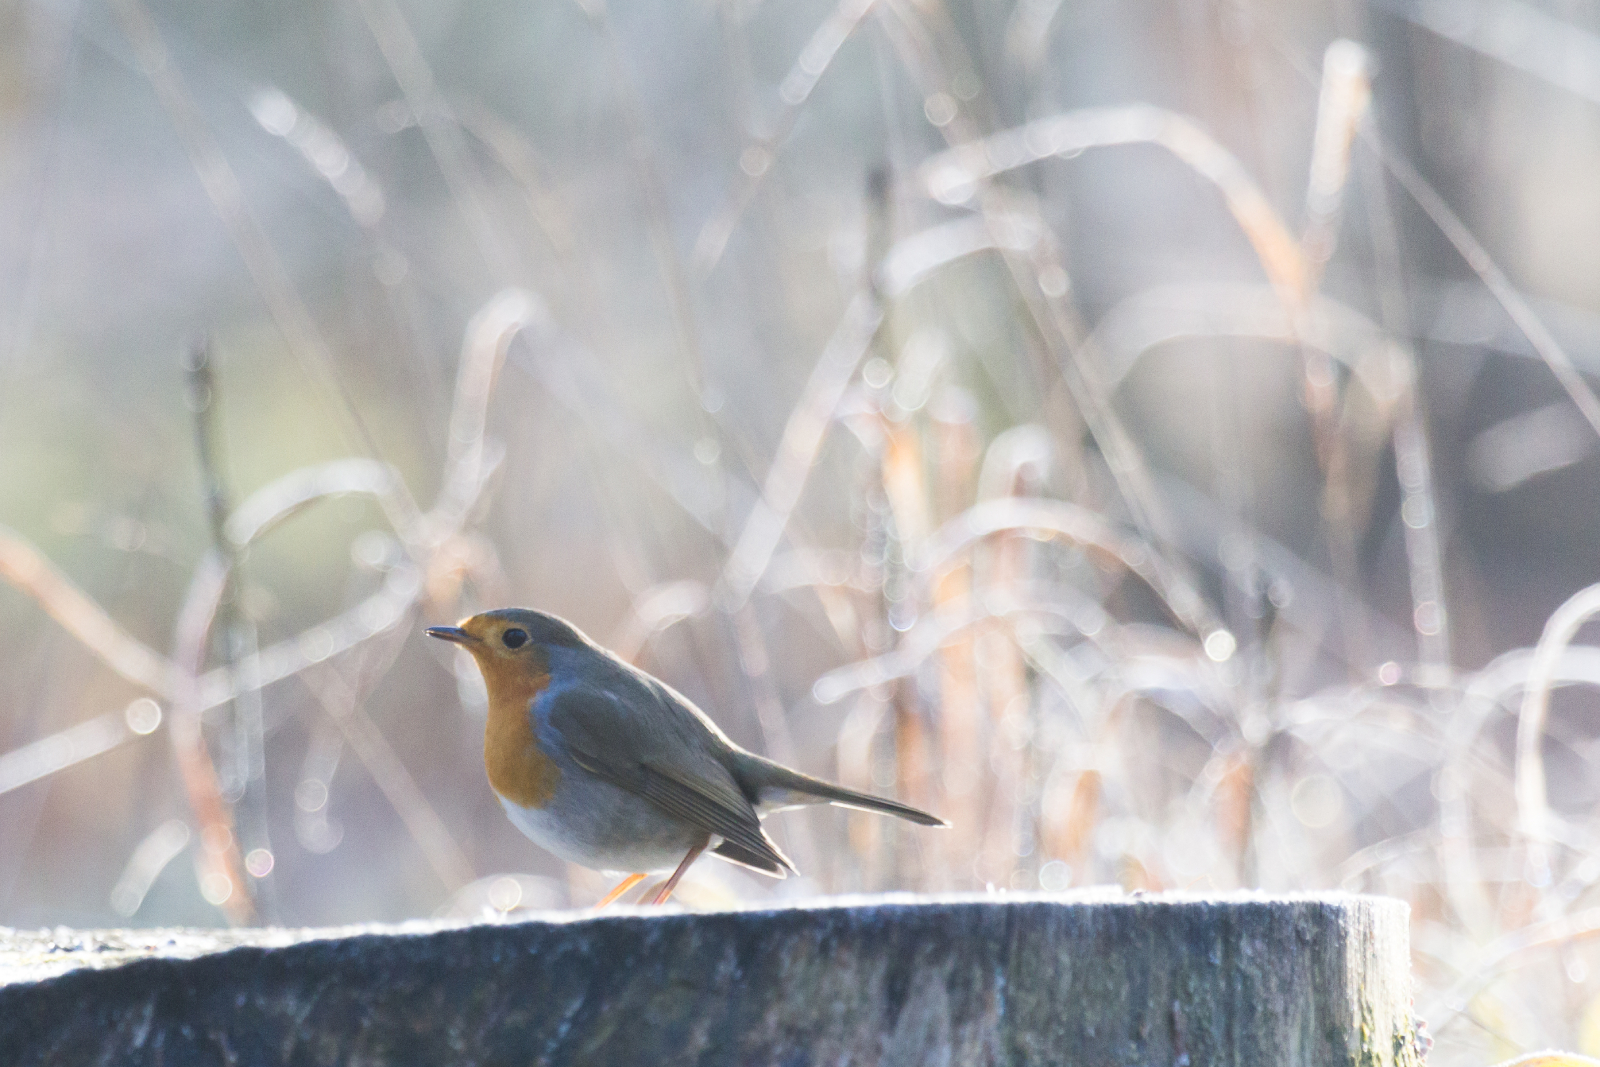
(595, 873, 646, 909)
(649, 836, 709, 905)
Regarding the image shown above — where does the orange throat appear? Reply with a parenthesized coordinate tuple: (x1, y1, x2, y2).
(480, 659, 561, 809)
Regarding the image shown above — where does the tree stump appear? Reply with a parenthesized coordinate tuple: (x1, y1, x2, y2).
(0, 891, 1424, 1065)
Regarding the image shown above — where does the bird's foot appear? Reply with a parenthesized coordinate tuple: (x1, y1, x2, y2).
(594, 873, 645, 909)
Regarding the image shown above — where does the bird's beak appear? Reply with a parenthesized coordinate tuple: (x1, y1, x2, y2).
(426, 626, 479, 646)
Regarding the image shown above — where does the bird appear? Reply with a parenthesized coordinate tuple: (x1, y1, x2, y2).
(427, 608, 947, 906)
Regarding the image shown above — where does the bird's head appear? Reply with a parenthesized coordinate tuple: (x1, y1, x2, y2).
(426, 608, 590, 686)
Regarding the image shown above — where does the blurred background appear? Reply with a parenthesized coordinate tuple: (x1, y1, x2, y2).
(3, 0, 1600, 1059)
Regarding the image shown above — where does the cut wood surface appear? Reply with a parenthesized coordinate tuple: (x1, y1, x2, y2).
(0, 891, 1424, 1066)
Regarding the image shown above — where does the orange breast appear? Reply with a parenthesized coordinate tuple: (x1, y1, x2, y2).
(480, 657, 561, 809)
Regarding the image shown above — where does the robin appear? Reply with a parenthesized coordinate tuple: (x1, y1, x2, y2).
(427, 608, 946, 906)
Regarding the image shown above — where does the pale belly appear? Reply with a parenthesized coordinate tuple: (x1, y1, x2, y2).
(499, 771, 704, 874)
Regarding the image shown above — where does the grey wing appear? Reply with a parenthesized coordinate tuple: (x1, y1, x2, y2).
(547, 684, 795, 875)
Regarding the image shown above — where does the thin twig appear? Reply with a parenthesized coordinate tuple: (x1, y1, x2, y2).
(167, 545, 254, 925)
(911, 497, 1210, 636)
(0, 525, 178, 696)
(920, 106, 1307, 303)
(1515, 584, 1600, 884)
(184, 339, 275, 919)
(1376, 143, 1600, 442)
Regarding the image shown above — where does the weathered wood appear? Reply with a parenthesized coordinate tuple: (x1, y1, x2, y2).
(0, 892, 1423, 1066)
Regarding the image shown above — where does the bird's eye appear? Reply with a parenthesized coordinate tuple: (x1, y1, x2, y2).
(501, 628, 528, 649)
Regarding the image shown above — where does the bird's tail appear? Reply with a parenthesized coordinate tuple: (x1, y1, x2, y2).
(730, 751, 949, 827)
